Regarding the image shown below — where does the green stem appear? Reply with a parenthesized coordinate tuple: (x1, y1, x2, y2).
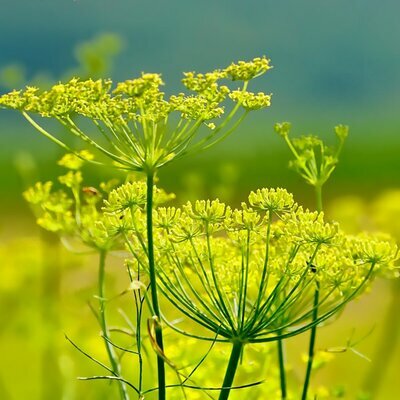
(277, 337, 287, 399)
(219, 341, 243, 400)
(315, 184, 323, 213)
(301, 283, 320, 400)
(98, 250, 130, 400)
(146, 172, 166, 400)
(300, 184, 323, 399)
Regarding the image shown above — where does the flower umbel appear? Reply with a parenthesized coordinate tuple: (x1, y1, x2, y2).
(121, 188, 395, 343)
(274, 122, 349, 189)
(0, 57, 273, 173)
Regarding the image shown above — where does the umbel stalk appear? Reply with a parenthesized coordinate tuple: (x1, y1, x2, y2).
(146, 172, 166, 400)
(301, 184, 323, 400)
(219, 341, 244, 400)
(301, 282, 320, 400)
(277, 336, 287, 399)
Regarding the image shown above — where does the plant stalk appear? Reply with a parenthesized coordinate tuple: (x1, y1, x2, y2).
(219, 340, 243, 400)
(98, 250, 130, 400)
(277, 337, 287, 399)
(146, 172, 166, 400)
(315, 184, 323, 214)
(300, 183, 323, 399)
(301, 283, 320, 400)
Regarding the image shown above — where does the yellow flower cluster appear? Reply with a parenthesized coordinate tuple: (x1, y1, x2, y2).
(169, 93, 224, 120)
(248, 187, 294, 214)
(24, 160, 398, 345)
(229, 91, 272, 110)
(24, 152, 120, 250)
(182, 70, 230, 103)
(0, 57, 273, 173)
(104, 186, 397, 343)
(114, 73, 164, 98)
(103, 181, 174, 214)
(57, 150, 94, 170)
(225, 57, 272, 81)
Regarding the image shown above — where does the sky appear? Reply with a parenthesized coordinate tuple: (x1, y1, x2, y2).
(1, 0, 399, 118)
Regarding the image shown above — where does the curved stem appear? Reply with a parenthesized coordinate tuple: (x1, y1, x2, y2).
(146, 172, 166, 400)
(22, 112, 79, 153)
(219, 341, 243, 400)
(277, 336, 287, 399)
(98, 250, 130, 400)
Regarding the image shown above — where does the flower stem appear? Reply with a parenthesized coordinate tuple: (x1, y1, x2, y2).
(315, 184, 323, 213)
(301, 282, 320, 400)
(219, 340, 243, 400)
(98, 250, 130, 400)
(146, 172, 166, 400)
(277, 337, 287, 399)
(300, 183, 323, 399)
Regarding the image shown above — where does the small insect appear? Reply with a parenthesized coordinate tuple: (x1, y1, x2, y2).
(307, 260, 317, 273)
(82, 186, 99, 196)
(310, 264, 317, 273)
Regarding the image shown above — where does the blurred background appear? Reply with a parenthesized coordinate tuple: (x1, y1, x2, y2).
(0, 0, 399, 399)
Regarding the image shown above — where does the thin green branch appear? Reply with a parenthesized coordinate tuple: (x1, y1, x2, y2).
(78, 376, 139, 395)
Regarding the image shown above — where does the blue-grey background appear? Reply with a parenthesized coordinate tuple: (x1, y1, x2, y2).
(0, 0, 399, 205)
